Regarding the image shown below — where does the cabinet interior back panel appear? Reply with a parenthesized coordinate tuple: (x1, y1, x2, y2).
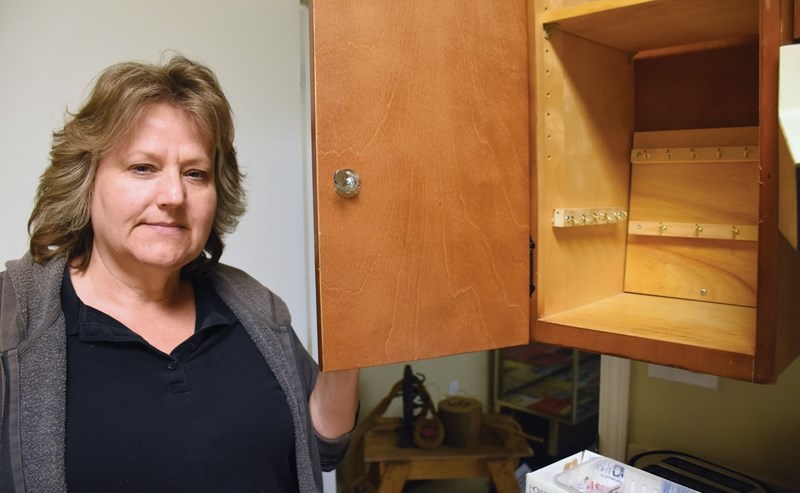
(625, 128, 760, 307)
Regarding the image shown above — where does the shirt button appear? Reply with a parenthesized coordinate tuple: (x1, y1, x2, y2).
(188, 342, 198, 351)
(167, 361, 178, 370)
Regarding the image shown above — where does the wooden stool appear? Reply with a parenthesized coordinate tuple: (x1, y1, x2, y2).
(363, 426, 532, 493)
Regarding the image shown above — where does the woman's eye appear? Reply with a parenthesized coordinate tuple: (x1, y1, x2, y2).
(131, 164, 153, 174)
(186, 169, 210, 181)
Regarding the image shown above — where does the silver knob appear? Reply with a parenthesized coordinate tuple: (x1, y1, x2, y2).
(333, 169, 361, 198)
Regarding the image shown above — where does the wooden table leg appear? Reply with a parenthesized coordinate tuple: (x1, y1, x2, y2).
(487, 459, 520, 493)
(378, 462, 411, 493)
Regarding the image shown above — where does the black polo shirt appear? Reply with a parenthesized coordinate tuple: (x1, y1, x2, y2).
(62, 270, 299, 492)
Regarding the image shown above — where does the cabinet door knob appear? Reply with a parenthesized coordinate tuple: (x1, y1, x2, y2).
(333, 169, 361, 198)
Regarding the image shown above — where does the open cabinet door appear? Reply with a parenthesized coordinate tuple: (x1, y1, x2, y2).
(309, 0, 530, 371)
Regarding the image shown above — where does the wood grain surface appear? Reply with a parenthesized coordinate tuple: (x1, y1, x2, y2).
(310, 0, 530, 370)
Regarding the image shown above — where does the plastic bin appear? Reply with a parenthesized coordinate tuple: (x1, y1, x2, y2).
(553, 456, 699, 493)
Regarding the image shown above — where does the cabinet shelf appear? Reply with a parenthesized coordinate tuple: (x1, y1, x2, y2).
(540, 0, 758, 53)
(540, 293, 755, 356)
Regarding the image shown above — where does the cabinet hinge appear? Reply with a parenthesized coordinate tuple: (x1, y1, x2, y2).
(529, 237, 536, 296)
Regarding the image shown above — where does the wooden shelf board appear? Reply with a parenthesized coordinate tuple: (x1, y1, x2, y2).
(540, 0, 759, 53)
(539, 292, 755, 356)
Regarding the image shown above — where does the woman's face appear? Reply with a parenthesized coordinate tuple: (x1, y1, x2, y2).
(90, 102, 217, 276)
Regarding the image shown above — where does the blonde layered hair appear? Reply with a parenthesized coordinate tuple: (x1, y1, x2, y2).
(28, 55, 246, 274)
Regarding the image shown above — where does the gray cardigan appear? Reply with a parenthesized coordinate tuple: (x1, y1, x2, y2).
(0, 254, 349, 492)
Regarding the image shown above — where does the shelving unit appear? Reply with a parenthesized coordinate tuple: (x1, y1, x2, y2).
(494, 345, 600, 424)
(493, 344, 600, 461)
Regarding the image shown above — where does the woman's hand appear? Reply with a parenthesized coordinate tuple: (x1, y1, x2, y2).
(309, 368, 360, 439)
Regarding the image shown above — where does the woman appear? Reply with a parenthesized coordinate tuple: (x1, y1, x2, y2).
(0, 55, 358, 492)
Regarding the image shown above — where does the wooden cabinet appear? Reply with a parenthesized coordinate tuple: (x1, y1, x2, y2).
(309, 0, 800, 383)
(528, 0, 799, 383)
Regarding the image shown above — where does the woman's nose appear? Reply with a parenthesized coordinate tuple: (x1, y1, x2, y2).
(157, 170, 186, 207)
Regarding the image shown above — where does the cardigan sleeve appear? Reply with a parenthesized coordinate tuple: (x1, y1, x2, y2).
(287, 327, 354, 471)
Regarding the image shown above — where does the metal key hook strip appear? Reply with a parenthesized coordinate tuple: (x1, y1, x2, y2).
(552, 207, 628, 227)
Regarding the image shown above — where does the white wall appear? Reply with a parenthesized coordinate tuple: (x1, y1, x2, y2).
(1, 0, 332, 490)
(628, 358, 800, 491)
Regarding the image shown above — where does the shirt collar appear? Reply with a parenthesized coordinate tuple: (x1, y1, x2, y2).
(61, 267, 236, 343)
